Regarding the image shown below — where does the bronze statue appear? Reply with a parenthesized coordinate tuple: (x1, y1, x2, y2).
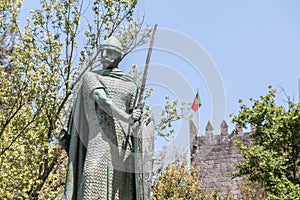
(63, 36, 144, 199)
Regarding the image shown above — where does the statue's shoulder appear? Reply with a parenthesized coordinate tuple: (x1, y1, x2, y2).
(82, 71, 98, 80)
(82, 71, 103, 85)
(82, 71, 103, 95)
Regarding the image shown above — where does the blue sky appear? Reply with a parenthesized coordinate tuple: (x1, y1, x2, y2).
(125, 1, 300, 151)
(136, 1, 300, 131)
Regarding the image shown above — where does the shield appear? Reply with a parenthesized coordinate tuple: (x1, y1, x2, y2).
(136, 110, 155, 200)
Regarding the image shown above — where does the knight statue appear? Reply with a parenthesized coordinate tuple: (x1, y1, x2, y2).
(61, 36, 155, 200)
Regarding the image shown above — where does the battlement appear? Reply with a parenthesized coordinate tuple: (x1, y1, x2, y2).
(189, 120, 252, 199)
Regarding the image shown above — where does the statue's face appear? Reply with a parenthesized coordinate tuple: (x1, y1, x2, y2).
(100, 48, 122, 69)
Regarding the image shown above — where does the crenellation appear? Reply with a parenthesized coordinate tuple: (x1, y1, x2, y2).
(220, 120, 229, 135)
(205, 121, 214, 135)
(189, 119, 251, 199)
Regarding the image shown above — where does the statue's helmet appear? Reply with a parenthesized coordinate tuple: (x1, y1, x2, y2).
(98, 36, 123, 68)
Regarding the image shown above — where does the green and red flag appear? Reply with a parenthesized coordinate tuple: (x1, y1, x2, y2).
(191, 92, 202, 112)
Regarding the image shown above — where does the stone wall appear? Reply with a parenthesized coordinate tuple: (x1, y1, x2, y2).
(190, 120, 251, 199)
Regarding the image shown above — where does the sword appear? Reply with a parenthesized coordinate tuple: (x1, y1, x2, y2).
(136, 24, 158, 109)
(134, 23, 158, 200)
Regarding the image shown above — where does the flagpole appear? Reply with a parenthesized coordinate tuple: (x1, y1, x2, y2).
(298, 78, 300, 103)
(197, 88, 199, 130)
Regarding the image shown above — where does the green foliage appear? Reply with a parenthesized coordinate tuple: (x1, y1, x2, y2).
(155, 96, 189, 141)
(0, 0, 22, 66)
(232, 86, 300, 199)
(152, 151, 231, 200)
(152, 158, 204, 200)
(238, 176, 269, 200)
(0, 0, 143, 198)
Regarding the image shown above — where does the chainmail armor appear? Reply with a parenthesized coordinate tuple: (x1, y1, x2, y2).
(81, 73, 137, 200)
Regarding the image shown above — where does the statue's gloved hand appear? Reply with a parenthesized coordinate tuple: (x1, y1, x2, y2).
(129, 109, 142, 124)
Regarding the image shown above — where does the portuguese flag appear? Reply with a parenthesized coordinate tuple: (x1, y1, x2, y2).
(191, 92, 202, 112)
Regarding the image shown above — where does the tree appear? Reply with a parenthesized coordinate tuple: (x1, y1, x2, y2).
(232, 86, 300, 199)
(152, 149, 228, 200)
(152, 159, 205, 200)
(0, 0, 147, 198)
(238, 176, 269, 200)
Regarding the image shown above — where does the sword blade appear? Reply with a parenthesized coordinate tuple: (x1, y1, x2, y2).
(137, 24, 158, 109)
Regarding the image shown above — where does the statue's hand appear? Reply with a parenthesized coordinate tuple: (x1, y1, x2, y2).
(129, 109, 142, 124)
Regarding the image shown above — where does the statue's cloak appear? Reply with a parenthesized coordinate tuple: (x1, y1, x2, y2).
(64, 84, 88, 200)
(64, 70, 155, 200)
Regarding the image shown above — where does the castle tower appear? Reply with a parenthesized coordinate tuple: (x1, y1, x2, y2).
(189, 119, 251, 199)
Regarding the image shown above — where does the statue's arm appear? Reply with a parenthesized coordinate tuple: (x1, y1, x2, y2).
(93, 88, 140, 124)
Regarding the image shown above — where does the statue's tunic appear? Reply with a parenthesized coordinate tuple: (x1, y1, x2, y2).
(65, 71, 138, 200)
